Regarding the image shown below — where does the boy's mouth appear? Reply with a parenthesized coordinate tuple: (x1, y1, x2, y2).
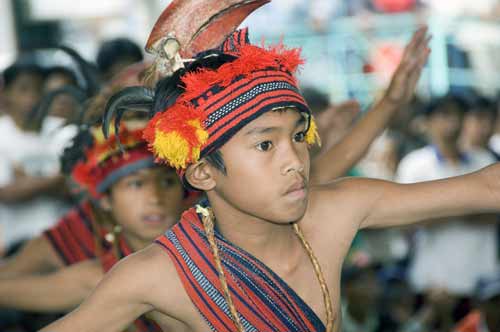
(284, 180, 307, 199)
(142, 213, 170, 225)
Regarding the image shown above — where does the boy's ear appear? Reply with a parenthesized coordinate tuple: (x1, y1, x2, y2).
(185, 160, 217, 191)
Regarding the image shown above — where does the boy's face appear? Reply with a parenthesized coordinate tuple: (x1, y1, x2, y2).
(427, 103, 464, 142)
(104, 166, 185, 242)
(44, 73, 79, 120)
(211, 109, 310, 224)
(462, 111, 496, 147)
(4, 72, 44, 119)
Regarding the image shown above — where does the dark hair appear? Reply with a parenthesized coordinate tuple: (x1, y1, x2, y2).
(45, 65, 78, 87)
(301, 86, 330, 114)
(425, 93, 469, 117)
(96, 38, 143, 75)
(150, 51, 239, 177)
(103, 51, 239, 187)
(60, 126, 94, 175)
(2, 62, 44, 88)
(468, 95, 497, 117)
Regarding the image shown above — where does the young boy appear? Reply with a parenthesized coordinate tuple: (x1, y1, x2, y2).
(1, 123, 184, 332)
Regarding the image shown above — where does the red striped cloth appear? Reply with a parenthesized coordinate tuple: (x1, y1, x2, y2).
(43, 200, 106, 265)
(155, 205, 326, 332)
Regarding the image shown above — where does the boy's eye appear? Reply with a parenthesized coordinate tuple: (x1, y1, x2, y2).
(293, 131, 306, 143)
(127, 179, 143, 188)
(256, 141, 273, 152)
(160, 177, 176, 188)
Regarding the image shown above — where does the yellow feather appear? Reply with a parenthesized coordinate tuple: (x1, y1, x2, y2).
(305, 117, 321, 146)
(153, 130, 190, 169)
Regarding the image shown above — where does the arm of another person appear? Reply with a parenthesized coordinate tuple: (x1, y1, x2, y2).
(310, 26, 430, 184)
(39, 245, 180, 332)
(329, 163, 500, 230)
(0, 174, 65, 204)
(0, 235, 64, 278)
(0, 259, 102, 312)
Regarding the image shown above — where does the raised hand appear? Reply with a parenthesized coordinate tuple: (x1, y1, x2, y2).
(384, 26, 431, 105)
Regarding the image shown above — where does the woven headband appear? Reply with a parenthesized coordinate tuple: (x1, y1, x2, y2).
(72, 126, 155, 199)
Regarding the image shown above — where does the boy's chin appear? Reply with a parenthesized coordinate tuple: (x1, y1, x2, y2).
(268, 203, 308, 225)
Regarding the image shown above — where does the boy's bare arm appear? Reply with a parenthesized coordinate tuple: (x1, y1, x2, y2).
(319, 163, 500, 231)
(310, 26, 430, 184)
(0, 236, 64, 278)
(39, 245, 180, 332)
(0, 259, 102, 312)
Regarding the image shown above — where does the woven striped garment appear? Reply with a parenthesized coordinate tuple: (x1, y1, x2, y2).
(155, 206, 326, 332)
(44, 200, 104, 265)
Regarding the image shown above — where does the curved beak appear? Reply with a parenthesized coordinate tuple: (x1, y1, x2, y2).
(146, 0, 270, 58)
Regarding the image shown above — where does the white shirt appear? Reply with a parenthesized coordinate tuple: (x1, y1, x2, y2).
(396, 145, 499, 295)
(0, 115, 71, 251)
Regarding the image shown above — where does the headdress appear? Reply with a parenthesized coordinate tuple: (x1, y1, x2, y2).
(64, 124, 154, 199)
(103, 0, 321, 178)
(143, 28, 320, 172)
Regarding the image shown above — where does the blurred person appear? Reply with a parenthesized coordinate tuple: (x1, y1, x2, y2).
(341, 264, 382, 332)
(389, 96, 428, 158)
(488, 96, 500, 153)
(41, 66, 80, 123)
(96, 38, 144, 82)
(453, 270, 500, 332)
(0, 61, 158, 278)
(357, 131, 400, 180)
(396, 94, 499, 320)
(44, 66, 78, 92)
(0, 62, 44, 131)
(0, 62, 68, 256)
(460, 96, 498, 158)
(34, 66, 84, 165)
(378, 267, 457, 332)
(377, 268, 419, 332)
(0, 124, 183, 332)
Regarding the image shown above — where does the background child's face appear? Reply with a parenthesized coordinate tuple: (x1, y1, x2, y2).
(105, 166, 185, 242)
(462, 111, 496, 147)
(4, 72, 44, 118)
(43, 73, 79, 121)
(427, 104, 464, 142)
(211, 109, 311, 224)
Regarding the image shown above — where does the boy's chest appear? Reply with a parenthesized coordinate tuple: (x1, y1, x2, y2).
(151, 252, 343, 332)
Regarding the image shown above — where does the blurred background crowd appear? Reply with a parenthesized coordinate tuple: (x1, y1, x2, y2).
(1, 0, 500, 331)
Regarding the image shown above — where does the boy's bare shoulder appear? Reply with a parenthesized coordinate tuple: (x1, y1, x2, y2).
(113, 243, 179, 289)
(307, 177, 379, 217)
(113, 243, 195, 318)
(301, 177, 381, 254)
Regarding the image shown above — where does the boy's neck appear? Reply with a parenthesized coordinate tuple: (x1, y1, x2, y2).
(432, 138, 462, 164)
(207, 193, 302, 267)
(6, 110, 29, 131)
(122, 232, 152, 252)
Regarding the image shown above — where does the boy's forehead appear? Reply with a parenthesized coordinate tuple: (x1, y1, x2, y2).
(132, 165, 175, 176)
(239, 108, 305, 134)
